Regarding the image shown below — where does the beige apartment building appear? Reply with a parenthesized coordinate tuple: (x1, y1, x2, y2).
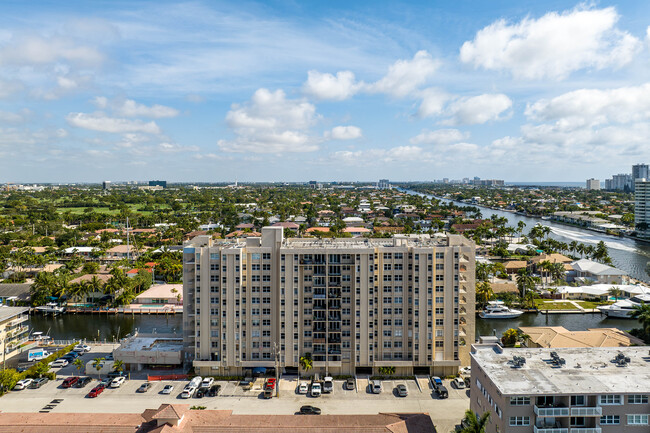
(0, 306, 29, 368)
(470, 343, 650, 433)
(183, 227, 475, 377)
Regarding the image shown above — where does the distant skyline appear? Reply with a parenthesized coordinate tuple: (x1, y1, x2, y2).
(2, 1, 650, 182)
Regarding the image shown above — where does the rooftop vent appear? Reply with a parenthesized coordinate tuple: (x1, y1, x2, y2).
(509, 355, 526, 368)
(549, 351, 565, 367)
(613, 352, 630, 367)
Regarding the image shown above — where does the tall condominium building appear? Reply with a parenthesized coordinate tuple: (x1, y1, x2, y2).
(632, 163, 649, 181)
(586, 178, 600, 191)
(470, 343, 650, 433)
(634, 180, 650, 238)
(183, 227, 475, 377)
(604, 174, 633, 192)
(378, 179, 390, 189)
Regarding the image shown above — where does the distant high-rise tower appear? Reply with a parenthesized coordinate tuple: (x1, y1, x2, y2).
(586, 178, 600, 191)
(635, 179, 650, 238)
(378, 179, 390, 189)
(102, 181, 111, 190)
(632, 164, 649, 191)
(149, 180, 167, 188)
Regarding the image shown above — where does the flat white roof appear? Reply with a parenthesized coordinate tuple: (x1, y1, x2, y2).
(471, 344, 650, 396)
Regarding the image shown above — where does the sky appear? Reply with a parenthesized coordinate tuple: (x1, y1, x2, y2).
(2, 0, 650, 183)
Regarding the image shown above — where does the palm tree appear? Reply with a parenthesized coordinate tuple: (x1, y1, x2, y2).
(93, 357, 105, 378)
(630, 303, 650, 337)
(522, 290, 539, 309)
(608, 286, 622, 302)
(112, 359, 125, 373)
(460, 409, 490, 433)
(569, 241, 578, 257)
(549, 262, 566, 285)
(516, 269, 536, 297)
(299, 353, 313, 372)
(73, 357, 84, 373)
(476, 281, 494, 309)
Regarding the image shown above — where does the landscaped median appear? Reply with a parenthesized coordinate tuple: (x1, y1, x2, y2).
(0, 343, 76, 395)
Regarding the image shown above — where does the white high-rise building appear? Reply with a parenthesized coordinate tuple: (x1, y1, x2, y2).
(586, 178, 600, 190)
(635, 179, 650, 238)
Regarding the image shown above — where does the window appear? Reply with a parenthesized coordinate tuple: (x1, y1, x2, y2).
(571, 395, 586, 406)
(627, 415, 648, 425)
(510, 396, 530, 406)
(599, 395, 622, 405)
(629, 395, 649, 404)
(509, 417, 529, 426)
(251, 253, 260, 260)
(600, 415, 620, 425)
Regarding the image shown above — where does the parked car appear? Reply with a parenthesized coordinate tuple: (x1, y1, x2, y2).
(371, 380, 382, 394)
(61, 376, 80, 388)
(459, 366, 471, 376)
(322, 376, 333, 393)
(61, 351, 79, 360)
(76, 377, 92, 388)
(14, 378, 33, 390)
(73, 344, 91, 353)
(207, 384, 221, 397)
(181, 386, 196, 399)
(88, 384, 105, 397)
(110, 376, 126, 388)
(453, 377, 466, 389)
(100, 378, 112, 387)
(29, 378, 49, 388)
(430, 376, 443, 391)
(107, 371, 127, 378)
(310, 382, 321, 397)
(201, 377, 214, 388)
(437, 385, 449, 399)
(299, 405, 321, 415)
(161, 384, 174, 394)
(195, 387, 206, 398)
(345, 377, 355, 390)
(49, 359, 69, 368)
(265, 378, 276, 390)
(104, 353, 114, 360)
(298, 382, 309, 394)
(396, 384, 408, 397)
(240, 377, 253, 390)
(187, 376, 202, 390)
(137, 382, 152, 393)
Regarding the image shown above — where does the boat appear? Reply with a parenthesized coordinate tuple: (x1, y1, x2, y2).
(479, 301, 524, 319)
(34, 303, 65, 315)
(597, 294, 650, 318)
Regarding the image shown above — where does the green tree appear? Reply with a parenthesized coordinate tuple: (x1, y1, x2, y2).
(73, 357, 85, 373)
(33, 362, 51, 378)
(475, 281, 494, 309)
(516, 269, 536, 297)
(93, 357, 105, 378)
(299, 353, 313, 372)
(630, 303, 650, 337)
(112, 359, 125, 373)
(378, 366, 396, 375)
(459, 409, 491, 433)
(608, 286, 622, 301)
(0, 369, 21, 393)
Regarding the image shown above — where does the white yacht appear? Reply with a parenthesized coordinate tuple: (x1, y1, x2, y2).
(597, 294, 650, 318)
(479, 301, 524, 319)
(34, 303, 65, 315)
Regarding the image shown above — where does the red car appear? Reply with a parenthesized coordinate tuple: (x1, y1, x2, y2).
(88, 384, 106, 398)
(62, 376, 79, 388)
(265, 378, 276, 390)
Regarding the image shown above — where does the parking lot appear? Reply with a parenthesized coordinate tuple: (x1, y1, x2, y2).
(2, 372, 469, 432)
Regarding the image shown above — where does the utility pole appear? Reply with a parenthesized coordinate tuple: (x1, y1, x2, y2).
(273, 342, 280, 397)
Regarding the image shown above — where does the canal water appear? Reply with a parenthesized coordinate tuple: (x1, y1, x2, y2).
(403, 189, 650, 282)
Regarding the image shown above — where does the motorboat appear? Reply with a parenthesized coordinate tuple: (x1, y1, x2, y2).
(479, 301, 524, 319)
(597, 294, 650, 318)
(34, 303, 65, 315)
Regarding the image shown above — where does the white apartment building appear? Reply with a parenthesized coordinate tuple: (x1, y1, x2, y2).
(471, 343, 650, 433)
(183, 227, 475, 377)
(634, 179, 650, 238)
(586, 179, 600, 191)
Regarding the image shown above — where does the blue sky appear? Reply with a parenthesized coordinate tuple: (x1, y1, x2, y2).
(2, 0, 650, 183)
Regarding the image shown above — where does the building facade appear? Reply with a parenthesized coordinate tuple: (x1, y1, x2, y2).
(0, 306, 29, 367)
(183, 227, 475, 377)
(470, 343, 650, 433)
(634, 180, 650, 238)
(586, 178, 600, 191)
(632, 164, 649, 190)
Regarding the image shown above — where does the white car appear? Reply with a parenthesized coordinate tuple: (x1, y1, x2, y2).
(49, 359, 69, 368)
(110, 376, 126, 388)
(298, 382, 309, 394)
(73, 344, 91, 353)
(181, 386, 196, 398)
(453, 377, 466, 389)
(459, 366, 471, 375)
(14, 378, 33, 390)
(201, 377, 214, 388)
(310, 383, 321, 397)
(161, 384, 174, 394)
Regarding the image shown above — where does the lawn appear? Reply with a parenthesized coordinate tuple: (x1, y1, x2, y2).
(534, 300, 580, 310)
(575, 300, 611, 309)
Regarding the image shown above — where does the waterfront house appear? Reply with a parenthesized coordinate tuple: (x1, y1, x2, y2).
(569, 259, 628, 284)
(519, 326, 644, 348)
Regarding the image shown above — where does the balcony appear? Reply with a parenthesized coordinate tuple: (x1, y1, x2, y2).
(313, 338, 326, 344)
(570, 407, 602, 417)
(534, 406, 570, 417)
(570, 429, 601, 433)
(9, 316, 28, 326)
(313, 293, 327, 299)
(533, 427, 567, 433)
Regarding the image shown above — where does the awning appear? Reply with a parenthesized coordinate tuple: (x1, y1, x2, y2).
(252, 367, 267, 374)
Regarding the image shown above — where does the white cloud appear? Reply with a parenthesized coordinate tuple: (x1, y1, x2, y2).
(0, 79, 23, 98)
(218, 88, 320, 153)
(367, 50, 439, 98)
(460, 5, 641, 80)
(66, 112, 161, 134)
(326, 125, 362, 140)
(332, 145, 432, 164)
(114, 99, 179, 118)
(418, 88, 451, 118)
(444, 93, 512, 125)
(158, 142, 200, 153)
(302, 70, 361, 101)
(0, 109, 30, 123)
(0, 35, 104, 67)
(410, 129, 469, 145)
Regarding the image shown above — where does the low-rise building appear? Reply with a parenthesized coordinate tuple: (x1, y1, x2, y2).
(0, 306, 30, 366)
(519, 326, 644, 348)
(114, 334, 184, 371)
(471, 343, 650, 433)
(569, 259, 628, 285)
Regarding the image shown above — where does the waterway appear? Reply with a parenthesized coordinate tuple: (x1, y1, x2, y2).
(403, 189, 650, 282)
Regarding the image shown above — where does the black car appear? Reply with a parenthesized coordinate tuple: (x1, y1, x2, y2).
(137, 382, 152, 393)
(107, 371, 127, 378)
(207, 384, 221, 397)
(299, 405, 321, 415)
(29, 377, 49, 388)
(76, 377, 92, 388)
(437, 385, 449, 399)
(195, 387, 207, 398)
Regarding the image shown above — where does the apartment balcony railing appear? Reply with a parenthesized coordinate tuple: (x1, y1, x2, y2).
(570, 407, 602, 417)
(534, 428, 568, 433)
(313, 293, 326, 299)
(570, 428, 601, 433)
(534, 406, 570, 417)
(9, 316, 28, 326)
